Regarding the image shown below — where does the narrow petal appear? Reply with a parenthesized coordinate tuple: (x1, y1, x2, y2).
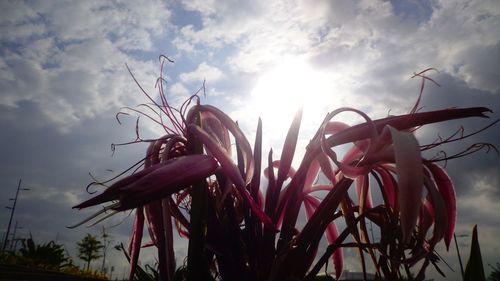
(303, 159, 320, 191)
(277, 108, 302, 187)
(304, 195, 343, 279)
(373, 166, 397, 208)
(425, 162, 456, 250)
(128, 207, 145, 281)
(198, 105, 255, 184)
(201, 111, 232, 153)
(189, 124, 275, 228)
(264, 160, 296, 180)
(118, 155, 219, 210)
(324, 107, 491, 150)
(423, 170, 448, 246)
(356, 174, 372, 211)
(388, 126, 423, 243)
(250, 118, 263, 204)
(73, 164, 163, 209)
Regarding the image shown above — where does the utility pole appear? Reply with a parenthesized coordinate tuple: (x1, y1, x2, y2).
(9, 221, 23, 252)
(2, 179, 29, 253)
(101, 226, 112, 274)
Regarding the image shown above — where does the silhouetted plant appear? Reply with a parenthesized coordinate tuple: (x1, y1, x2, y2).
(72, 59, 498, 281)
(488, 263, 500, 281)
(77, 233, 104, 271)
(17, 235, 71, 270)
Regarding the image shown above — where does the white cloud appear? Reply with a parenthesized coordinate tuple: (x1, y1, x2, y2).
(179, 62, 224, 83)
(0, 0, 172, 131)
(169, 82, 190, 96)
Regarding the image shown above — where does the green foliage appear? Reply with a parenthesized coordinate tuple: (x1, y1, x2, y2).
(488, 263, 500, 281)
(16, 235, 71, 270)
(464, 225, 486, 281)
(77, 233, 104, 271)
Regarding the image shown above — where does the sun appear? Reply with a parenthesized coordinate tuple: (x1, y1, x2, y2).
(250, 57, 332, 136)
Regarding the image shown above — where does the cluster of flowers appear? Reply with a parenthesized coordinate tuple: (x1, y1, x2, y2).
(73, 59, 495, 281)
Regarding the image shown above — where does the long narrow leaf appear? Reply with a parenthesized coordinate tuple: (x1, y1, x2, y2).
(464, 225, 486, 281)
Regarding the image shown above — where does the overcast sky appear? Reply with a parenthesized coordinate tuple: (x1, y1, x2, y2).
(1, 0, 499, 279)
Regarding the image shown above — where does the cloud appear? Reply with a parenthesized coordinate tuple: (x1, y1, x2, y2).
(0, 1, 172, 131)
(179, 62, 224, 83)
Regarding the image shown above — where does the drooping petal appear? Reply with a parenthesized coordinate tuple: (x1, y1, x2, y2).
(201, 111, 232, 153)
(423, 171, 448, 246)
(197, 105, 255, 184)
(356, 174, 372, 211)
(373, 166, 397, 208)
(128, 207, 145, 281)
(388, 126, 423, 243)
(418, 199, 434, 241)
(304, 195, 343, 280)
(162, 199, 176, 280)
(317, 152, 337, 185)
(189, 124, 274, 228)
(425, 162, 456, 250)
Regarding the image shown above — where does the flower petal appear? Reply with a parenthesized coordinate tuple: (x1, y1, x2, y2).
(197, 105, 255, 184)
(128, 207, 144, 281)
(277, 109, 302, 187)
(388, 126, 423, 243)
(425, 162, 456, 250)
(189, 124, 275, 228)
(118, 155, 219, 210)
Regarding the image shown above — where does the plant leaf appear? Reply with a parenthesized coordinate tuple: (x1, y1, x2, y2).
(464, 225, 486, 281)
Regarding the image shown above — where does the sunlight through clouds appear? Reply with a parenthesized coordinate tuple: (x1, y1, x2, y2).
(250, 56, 333, 135)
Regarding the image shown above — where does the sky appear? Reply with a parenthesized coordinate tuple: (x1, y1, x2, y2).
(0, 0, 499, 279)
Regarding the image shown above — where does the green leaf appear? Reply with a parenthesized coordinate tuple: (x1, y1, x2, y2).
(464, 225, 486, 281)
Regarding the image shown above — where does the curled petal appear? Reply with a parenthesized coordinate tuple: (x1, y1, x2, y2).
(201, 111, 232, 153)
(319, 108, 378, 179)
(324, 107, 491, 150)
(189, 124, 275, 228)
(197, 105, 255, 184)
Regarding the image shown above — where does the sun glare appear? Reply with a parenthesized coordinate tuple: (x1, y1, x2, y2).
(250, 57, 332, 136)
